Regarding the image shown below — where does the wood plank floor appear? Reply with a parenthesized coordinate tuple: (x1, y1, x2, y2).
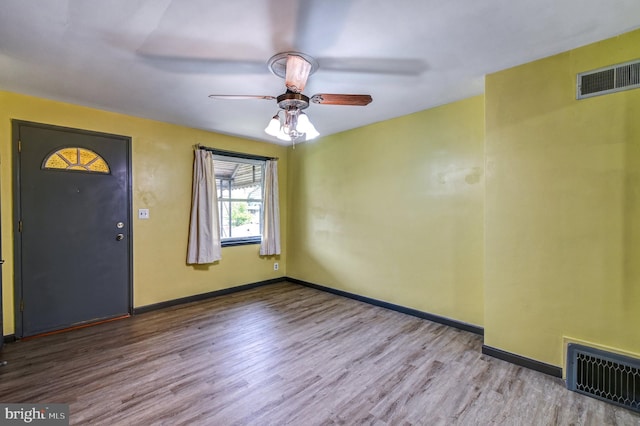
(1, 282, 638, 425)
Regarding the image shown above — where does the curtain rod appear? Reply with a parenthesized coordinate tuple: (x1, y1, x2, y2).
(195, 144, 278, 161)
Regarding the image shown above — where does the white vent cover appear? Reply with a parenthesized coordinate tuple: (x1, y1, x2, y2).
(577, 59, 640, 99)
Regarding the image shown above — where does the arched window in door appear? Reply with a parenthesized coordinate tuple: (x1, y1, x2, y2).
(42, 147, 110, 173)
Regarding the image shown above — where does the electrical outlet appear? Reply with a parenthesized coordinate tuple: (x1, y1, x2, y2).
(274, 262, 279, 271)
(138, 209, 150, 219)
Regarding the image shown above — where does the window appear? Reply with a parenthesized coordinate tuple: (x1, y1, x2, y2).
(42, 147, 110, 173)
(213, 154, 265, 246)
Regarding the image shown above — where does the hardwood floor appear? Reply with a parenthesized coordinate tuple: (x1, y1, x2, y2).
(1, 282, 638, 425)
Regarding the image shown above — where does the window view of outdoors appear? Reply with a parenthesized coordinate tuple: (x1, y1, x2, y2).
(214, 157, 264, 242)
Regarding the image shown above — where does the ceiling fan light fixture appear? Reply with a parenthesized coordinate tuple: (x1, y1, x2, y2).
(297, 112, 319, 140)
(264, 113, 281, 137)
(276, 130, 292, 142)
(264, 108, 320, 143)
(283, 108, 302, 139)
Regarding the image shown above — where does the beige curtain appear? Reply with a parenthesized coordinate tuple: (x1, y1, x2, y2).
(260, 159, 281, 255)
(187, 149, 222, 263)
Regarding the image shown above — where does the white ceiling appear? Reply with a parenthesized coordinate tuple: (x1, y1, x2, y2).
(1, 1, 639, 145)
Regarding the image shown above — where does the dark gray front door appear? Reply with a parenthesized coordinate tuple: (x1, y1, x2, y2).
(16, 122, 131, 337)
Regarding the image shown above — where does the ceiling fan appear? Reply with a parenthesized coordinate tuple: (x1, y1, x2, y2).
(209, 52, 373, 143)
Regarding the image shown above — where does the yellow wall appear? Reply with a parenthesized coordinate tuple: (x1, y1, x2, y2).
(5, 28, 640, 371)
(485, 29, 640, 366)
(287, 96, 485, 326)
(1, 91, 288, 334)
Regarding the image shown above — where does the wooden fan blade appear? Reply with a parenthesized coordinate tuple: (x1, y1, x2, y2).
(208, 95, 276, 100)
(310, 94, 373, 106)
(285, 54, 311, 93)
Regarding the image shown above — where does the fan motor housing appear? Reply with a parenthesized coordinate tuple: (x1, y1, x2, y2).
(277, 92, 310, 110)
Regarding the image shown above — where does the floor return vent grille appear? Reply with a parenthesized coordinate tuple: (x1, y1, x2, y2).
(567, 344, 640, 412)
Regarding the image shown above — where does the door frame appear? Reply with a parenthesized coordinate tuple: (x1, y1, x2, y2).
(12, 120, 134, 338)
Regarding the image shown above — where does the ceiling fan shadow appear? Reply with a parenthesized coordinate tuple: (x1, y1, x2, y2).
(266, 1, 425, 77)
(137, 51, 427, 78)
(266, 0, 356, 53)
(102, 30, 270, 75)
(317, 57, 428, 76)
(137, 52, 268, 75)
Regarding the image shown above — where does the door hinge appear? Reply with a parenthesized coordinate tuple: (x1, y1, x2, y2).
(18, 220, 23, 233)
(20, 299, 24, 312)
(18, 140, 21, 153)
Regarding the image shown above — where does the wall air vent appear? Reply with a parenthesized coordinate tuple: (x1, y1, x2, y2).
(577, 59, 640, 99)
(567, 344, 640, 412)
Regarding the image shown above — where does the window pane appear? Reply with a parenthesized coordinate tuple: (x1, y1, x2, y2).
(214, 161, 262, 195)
(43, 147, 110, 173)
(218, 201, 262, 239)
(213, 153, 265, 243)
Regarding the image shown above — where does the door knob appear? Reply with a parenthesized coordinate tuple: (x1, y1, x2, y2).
(116, 234, 124, 241)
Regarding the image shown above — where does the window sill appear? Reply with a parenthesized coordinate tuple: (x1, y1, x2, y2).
(221, 238, 261, 247)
